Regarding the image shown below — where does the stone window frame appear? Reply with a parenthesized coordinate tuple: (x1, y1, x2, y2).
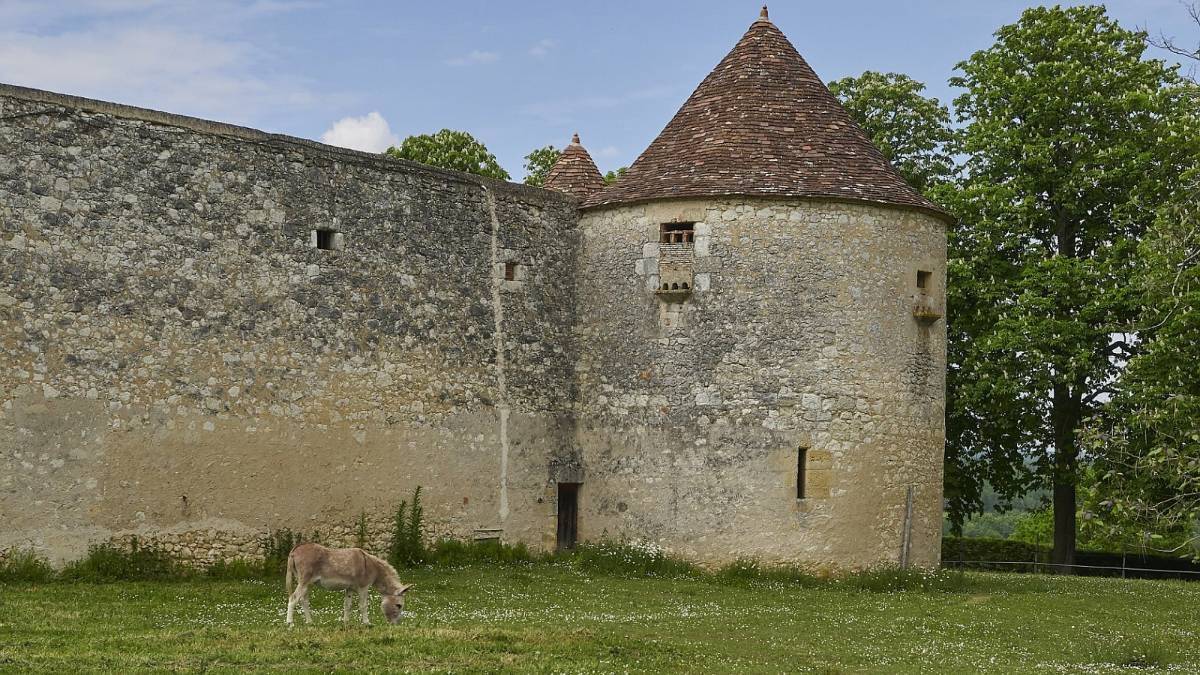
(916, 269, 932, 292)
(659, 222, 695, 245)
(496, 250, 525, 289)
(311, 228, 345, 251)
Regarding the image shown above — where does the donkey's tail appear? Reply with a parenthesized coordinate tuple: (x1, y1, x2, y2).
(285, 552, 295, 596)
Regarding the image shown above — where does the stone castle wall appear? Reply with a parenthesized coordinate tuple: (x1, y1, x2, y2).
(1, 83, 948, 571)
(574, 198, 946, 569)
(0, 85, 580, 564)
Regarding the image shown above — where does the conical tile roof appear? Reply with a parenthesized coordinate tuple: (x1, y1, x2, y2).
(543, 133, 606, 199)
(584, 8, 948, 219)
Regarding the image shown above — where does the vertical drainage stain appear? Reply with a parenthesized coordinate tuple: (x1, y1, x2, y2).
(485, 188, 510, 523)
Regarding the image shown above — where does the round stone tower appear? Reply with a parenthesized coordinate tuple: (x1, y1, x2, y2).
(570, 7, 952, 569)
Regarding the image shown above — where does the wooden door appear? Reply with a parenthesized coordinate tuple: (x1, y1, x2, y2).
(556, 483, 579, 551)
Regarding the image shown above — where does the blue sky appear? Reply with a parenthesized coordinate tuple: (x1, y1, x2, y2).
(0, 1, 1191, 180)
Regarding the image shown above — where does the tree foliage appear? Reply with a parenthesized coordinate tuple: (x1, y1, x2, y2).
(603, 167, 627, 184)
(385, 130, 510, 180)
(828, 71, 955, 193)
(942, 5, 1194, 566)
(522, 145, 561, 187)
(1086, 171, 1200, 557)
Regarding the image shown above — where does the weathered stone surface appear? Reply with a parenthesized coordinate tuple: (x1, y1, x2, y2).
(574, 198, 946, 569)
(1, 75, 946, 572)
(0, 86, 579, 563)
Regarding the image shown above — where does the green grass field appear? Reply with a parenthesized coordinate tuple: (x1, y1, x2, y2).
(2, 566, 1197, 673)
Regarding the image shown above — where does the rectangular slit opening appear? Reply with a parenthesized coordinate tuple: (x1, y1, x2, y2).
(916, 270, 932, 290)
(797, 447, 807, 500)
(315, 229, 337, 251)
(504, 262, 517, 281)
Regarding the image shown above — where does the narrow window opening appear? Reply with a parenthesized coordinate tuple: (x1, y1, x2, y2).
(314, 228, 338, 251)
(660, 222, 695, 244)
(662, 283, 670, 291)
(916, 270, 932, 290)
(681, 282, 690, 290)
(796, 447, 808, 500)
(504, 262, 517, 281)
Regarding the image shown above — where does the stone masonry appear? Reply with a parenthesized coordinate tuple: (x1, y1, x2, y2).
(1, 9, 948, 570)
(575, 198, 945, 568)
(0, 85, 580, 563)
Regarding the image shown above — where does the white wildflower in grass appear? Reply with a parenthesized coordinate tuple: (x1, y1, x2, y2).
(1, 565, 1197, 671)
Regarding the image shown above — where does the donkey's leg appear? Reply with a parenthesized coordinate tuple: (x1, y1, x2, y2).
(343, 590, 353, 623)
(286, 583, 306, 626)
(302, 587, 313, 625)
(359, 587, 371, 625)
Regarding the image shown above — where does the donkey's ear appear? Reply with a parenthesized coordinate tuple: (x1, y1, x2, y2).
(399, 584, 414, 594)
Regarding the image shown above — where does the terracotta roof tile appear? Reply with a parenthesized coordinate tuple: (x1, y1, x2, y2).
(543, 133, 606, 200)
(584, 10, 949, 220)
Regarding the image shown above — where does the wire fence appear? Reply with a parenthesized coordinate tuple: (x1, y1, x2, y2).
(942, 558, 1200, 580)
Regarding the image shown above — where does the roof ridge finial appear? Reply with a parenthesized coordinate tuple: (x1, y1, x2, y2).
(571, 132, 581, 145)
(759, 5, 769, 21)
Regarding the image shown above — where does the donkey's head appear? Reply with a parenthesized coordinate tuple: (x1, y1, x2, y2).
(381, 584, 413, 624)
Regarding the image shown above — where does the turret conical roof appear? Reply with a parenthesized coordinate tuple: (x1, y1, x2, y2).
(543, 133, 606, 200)
(584, 8, 947, 219)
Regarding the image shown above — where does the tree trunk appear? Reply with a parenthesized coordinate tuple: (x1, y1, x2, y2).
(1051, 384, 1079, 573)
(1049, 197, 1085, 573)
(1052, 468, 1076, 572)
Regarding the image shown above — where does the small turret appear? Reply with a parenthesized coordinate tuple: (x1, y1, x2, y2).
(542, 133, 606, 200)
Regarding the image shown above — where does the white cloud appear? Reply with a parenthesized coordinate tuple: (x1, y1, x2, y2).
(521, 85, 679, 124)
(0, 2, 327, 125)
(528, 39, 556, 58)
(0, 1, 323, 27)
(241, 1, 325, 16)
(319, 112, 400, 153)
(0, 1, 163, 27)
(596, 145, 620, 158)
(446, 50, 499, 66)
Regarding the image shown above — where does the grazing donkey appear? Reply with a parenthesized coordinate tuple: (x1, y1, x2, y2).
(285, 542, 413, 626)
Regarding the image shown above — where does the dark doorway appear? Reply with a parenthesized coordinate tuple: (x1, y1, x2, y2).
(556, 483, 580, 551)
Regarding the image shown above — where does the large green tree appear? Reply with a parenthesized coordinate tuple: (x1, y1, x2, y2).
(828, 71, 955, 193)
(522, 145, 561, 187)
(385, 129, 510, 180)
(1091, 13, 1200, 557)
(944, 5, 1191, 568)
(1087, 169, 1200, 558)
